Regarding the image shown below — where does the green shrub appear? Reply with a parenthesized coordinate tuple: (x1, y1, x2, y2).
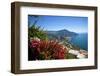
(28, 25, 48, 40)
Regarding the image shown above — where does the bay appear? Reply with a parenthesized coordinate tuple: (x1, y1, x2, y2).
(70, 33, 88, 51)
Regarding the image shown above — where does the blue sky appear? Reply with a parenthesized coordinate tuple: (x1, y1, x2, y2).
(28, 15, 88, 33)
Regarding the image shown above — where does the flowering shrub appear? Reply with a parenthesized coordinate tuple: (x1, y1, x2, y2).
(29, 40, 68, 60)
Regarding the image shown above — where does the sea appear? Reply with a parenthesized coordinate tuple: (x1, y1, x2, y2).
(70, 33, 88, 51)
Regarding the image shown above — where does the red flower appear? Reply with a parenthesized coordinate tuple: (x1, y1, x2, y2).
(29, 39, 68, 60)
(30, 40, 40, 48)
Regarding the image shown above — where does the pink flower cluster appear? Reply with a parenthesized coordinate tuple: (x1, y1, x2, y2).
(29, 40, 67, 60)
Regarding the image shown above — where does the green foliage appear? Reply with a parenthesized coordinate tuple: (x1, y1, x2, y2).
(37, 53, 45, 60)
(66, 53, 77, 59)
(28, 25, 48, 40)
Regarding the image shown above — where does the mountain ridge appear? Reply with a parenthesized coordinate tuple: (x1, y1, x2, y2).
(45, 29, 78, 40)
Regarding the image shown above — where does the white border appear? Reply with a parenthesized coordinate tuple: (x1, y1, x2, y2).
(20, 6, 95, 70)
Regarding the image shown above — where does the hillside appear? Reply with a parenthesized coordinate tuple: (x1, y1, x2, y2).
(46, 29, 78, 40)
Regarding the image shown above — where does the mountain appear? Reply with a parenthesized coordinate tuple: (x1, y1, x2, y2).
(57, 29, 78, 37)
(46, 29, 78, 40)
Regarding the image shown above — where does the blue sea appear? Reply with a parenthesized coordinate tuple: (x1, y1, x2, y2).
(70, 33, 88, 51)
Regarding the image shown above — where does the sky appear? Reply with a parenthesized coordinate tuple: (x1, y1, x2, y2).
(28, 15, 88, 33)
